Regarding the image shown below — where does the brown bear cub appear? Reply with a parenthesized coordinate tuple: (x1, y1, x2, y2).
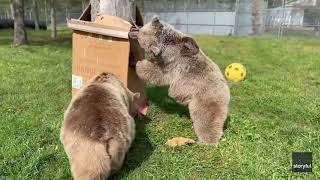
(60, 72, 140, 179)
(133, 16, 230, 145)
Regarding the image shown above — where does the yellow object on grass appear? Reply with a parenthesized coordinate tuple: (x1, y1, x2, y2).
(165, 137, 195, 147)
(225, 63, 246, 82)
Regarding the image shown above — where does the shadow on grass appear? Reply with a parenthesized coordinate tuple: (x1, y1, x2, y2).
(224, 115, 231, 131)
(146, 86, 189, 118)
(110, 116, 153, 179)
(146, 85, 232, 131)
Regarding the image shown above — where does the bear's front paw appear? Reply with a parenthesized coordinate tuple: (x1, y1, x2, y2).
(136, 59, 149, 68)
(136, 60, 150, 79)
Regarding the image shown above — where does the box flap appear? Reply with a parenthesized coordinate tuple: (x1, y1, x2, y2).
(68, 16, 132, 39)
(94, 15, 131, 31)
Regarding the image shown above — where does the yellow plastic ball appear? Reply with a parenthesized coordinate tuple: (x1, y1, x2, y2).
(225, 63, 246, 82)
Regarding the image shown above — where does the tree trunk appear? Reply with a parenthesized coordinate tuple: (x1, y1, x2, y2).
(6, 10, 10, 19)
(65, 5, 69, 19)
(33, 0, 40, 30)
(315, 25, 320, 36)
(45, 0, 48, 26)
(13, 0, 27, 46)
(90, 0, 136, 23)
(90, 0, 99, 21)
(315, 16, 320, 36)
(10, 3, 14, 19)
(50, 0, 57, 40)
(252, 0, 263, 35)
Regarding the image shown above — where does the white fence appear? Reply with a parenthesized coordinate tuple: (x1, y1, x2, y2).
(144, 12, 235, 36)
(265, 7, 304, 27)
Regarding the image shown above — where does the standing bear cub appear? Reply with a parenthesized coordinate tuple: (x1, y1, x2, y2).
(134, 16, 230, 144)
(60, 72, 140, 179)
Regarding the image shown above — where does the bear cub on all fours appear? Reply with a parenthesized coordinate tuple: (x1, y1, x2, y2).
(134, 16, 230, 145)
(60, 72, 140, 180)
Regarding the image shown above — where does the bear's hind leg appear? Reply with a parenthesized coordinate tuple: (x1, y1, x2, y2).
(189, 99, 228, 145)
(67, 139, 112, 180)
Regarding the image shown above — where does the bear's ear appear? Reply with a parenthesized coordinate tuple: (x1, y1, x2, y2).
(151, 15, 162, 27)
(181, 36, 199, 56)
(151, 45, 161, 56)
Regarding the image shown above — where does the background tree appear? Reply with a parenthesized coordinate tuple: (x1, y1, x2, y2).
(50, 0, 57, 39)
(252, 0, 264, 35)
(32, 0, 39, 30)
(313, 11, 320, 36)
(10, 2, 14, 19)
(13, 0, 28, 45)
(90, 0, 137, 22)
(0, 0, 14, 19)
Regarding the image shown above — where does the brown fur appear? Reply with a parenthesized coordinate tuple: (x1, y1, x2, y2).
(135, 16, 230, 144)
(60, 72, 140, 179)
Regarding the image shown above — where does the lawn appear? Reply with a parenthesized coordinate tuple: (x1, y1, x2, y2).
(0, 29, 319, 179)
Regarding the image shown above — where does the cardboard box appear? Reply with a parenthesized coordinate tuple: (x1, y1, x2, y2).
(67, 8, 147, 109)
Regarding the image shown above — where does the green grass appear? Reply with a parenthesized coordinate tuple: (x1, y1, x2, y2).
(0, 29, 319, 179)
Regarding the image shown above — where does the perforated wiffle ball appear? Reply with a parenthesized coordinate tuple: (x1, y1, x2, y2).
(225, 63, 246, 82)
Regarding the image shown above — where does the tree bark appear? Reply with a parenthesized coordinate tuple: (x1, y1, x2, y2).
(252, 0, 262, 35)
(90, 0, 136, 23)
(50, 0, 57, 39)
(65, 5, 69, 19)
(45, 0, 48, 26)
(10, 3, 14, 19)
(90, 0, 100, 22)
(13, 0, 27, 46)
(6, 10, 10, 19)
(315, 18, 320, 36)
(33, 0, 40, 30)
(314, 12, 320, 36)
